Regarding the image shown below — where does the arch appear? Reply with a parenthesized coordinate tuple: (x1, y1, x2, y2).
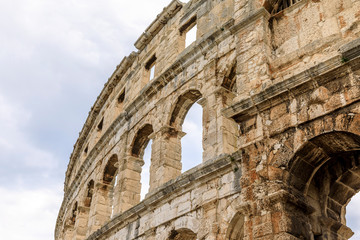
(287, 131, 360, 239)
(84, 179, 94, 208)
(221, 62, 237, 92)
(103, 154, 118, 184)
(70, 201, 78, 224)
(287, 131, 360, 195)
(263, 0, 301, 15)
(168, 228, 197, 240)
(225, 212, 245, 240)
(169, 89, 202, 128)
(131, 124, 154, 158)
(101, 154, 119, 218)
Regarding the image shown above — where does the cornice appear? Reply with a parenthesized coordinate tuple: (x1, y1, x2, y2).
(223, 38, 360, 122)
(64, 52, 138, 189)
(134, 0, 183, 51)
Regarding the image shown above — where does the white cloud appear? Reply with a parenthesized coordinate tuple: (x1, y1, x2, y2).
(0, 94, 58, 170)
(182, 103, 203, 172)
(347, 193, 360, 239)
(0, 186, 62, 240)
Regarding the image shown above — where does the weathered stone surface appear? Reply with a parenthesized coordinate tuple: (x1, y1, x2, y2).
(56, 0, 360, 239)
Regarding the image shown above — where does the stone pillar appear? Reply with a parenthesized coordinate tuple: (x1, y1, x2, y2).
(72, 206, 90, 240)
(117, 155, 144, 213)
(202, 88, 239, 161)
(148, 126, 186, 191)
(63, 226, 74, 240)
(86, 182, 111, 236)
(234, 8, 272, 102)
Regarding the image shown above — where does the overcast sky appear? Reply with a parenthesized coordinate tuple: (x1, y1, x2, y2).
(0, 0, 358, 239)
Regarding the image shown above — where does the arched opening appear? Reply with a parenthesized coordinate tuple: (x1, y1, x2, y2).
(63, 201, 78, 240)
(221, 63, 237, 93)
(287, 131, 360, 239)
(71, 201, 78, 224)
(226, 213, 245, 240)
(84, 180, 94, 208)
(181, 102, 202, 172)
(170, 90, 203, 173)
(168, 228, 197, 240)
(131, 124, 153, 199)
(102, 154, 119, 218)
(131, 124, 153, 158)
(141, 139, 152, 200)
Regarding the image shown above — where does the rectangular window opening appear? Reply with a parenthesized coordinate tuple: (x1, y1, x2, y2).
(185, 24, 197, 48)
(97, 117, 104, 131)
(180, 16, 197, 48)
(118, 89, 125, 104)
(84, 144, 89, 154)
(145, 55, 157, 81)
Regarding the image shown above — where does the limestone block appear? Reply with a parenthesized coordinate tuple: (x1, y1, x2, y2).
(308, 104, 325, 119)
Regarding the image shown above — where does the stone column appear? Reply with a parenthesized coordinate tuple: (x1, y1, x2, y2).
(234, 8, 272, 102)
(148, 126, 186, 191)
(201, 88, 239, 161)
(63, 226, 74, 240)
(117, 155, 144, 213)
(86, 182, 111, 236)
(72, 206, 90, 240)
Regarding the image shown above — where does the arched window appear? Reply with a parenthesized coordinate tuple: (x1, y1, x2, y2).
(170, 90, 203, 173)
(181, 102, 202, 172)
(221, 63, 237, 93)
(131, 124, 154, 200)
(226, 213, 245, 240)
(287, 131, 360, 239)
(141, 139, 152, 199)
(71, 201, 78, 224)
(168, 228, 197, 240)
(102, 154, 118, 218)
(131, 124, 153, 158)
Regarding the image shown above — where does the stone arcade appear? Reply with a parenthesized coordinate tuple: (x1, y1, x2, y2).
(55, 0, 360, 239)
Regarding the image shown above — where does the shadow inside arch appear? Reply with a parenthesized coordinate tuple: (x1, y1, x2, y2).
(168, 228, 197, 240)
(287, 131, 360, 239)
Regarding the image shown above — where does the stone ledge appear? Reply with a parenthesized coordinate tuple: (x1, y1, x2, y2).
(230, 7, 270, 34)
(339, 37, 360, 61)
(223, 38, 360, 122)
(179, 0, 207, 25)
(134, 0, 183, 51)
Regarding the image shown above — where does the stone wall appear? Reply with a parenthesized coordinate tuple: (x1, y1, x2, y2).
(56, 0, 360, 239)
